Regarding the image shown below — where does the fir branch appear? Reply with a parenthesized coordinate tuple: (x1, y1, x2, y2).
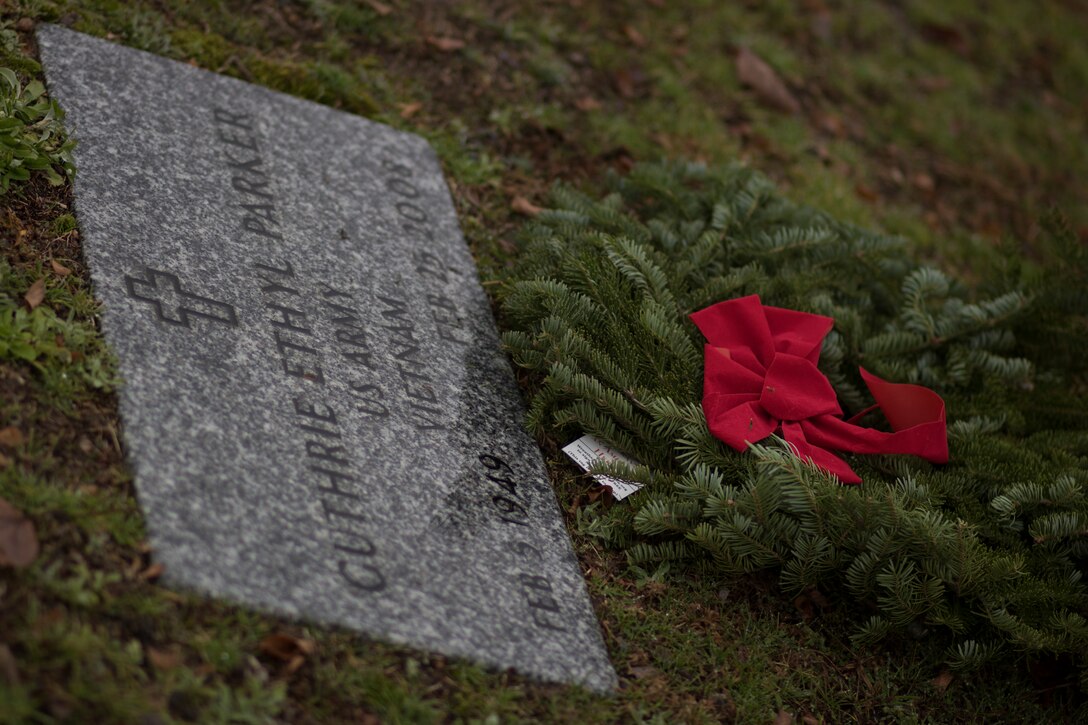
(500, 160, 1088, 682)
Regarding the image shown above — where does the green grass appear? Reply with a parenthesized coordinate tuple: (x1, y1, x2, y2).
(0, 260, 115, 402)
(0, 63, 71, 192)
(1, 0, 1086, 721)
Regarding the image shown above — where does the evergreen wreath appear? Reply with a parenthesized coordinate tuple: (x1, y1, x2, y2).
(499, 161, 1088, 685)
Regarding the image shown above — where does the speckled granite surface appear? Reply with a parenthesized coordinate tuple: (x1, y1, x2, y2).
(38, 25, 616, 692)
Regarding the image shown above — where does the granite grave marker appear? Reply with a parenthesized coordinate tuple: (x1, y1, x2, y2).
(38, 25, 616, 691)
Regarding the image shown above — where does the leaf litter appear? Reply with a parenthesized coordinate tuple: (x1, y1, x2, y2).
(0, 497, 40, 569)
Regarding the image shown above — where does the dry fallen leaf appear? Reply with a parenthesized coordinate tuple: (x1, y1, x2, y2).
(363, 0, 392, 16)
(426, 36, 465, 52)
(259, 633, 315, 676)
(574, 96, 602, 112)
(855, 184, 879, 202)
(0, 427, 24, 448)
(146, 645, 182, 670)
(511, 196, 543, 217)
(920, 21, 970, 55)
(817, 112, 846, 138)
(793, 593, 816, 621)
(0, 498, 40, 569)
(124, 555, 144, 580)
(50, 260, 72, 277)
(912, 173, 936, 193)
(138, 562, 165, 581)
(398, 101, 423, 119)
(917, 76, 952, 93)
(628, 664, 662, 680)
(807, 586, 831, 608)
(24, 279, 45, 310)
(0, 643, 19, 685)
(34, 606, 65, 634)
(810, 11, 832, 42)
(612, 68, 638, 99)
(932, 669, 954, 693)
(260, 633, 316, 659)
(735, 47, 800, 114)
(652, 132, 674, 152)
(285, 655, 307, 676)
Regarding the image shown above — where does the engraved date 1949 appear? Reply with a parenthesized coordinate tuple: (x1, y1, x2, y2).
(476, 452, 568, 632)
(478, 453, 530, 526)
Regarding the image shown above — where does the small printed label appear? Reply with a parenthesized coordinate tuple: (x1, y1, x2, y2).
(562, 434, 643, 500)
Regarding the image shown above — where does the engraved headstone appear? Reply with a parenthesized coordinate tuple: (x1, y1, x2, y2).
(38, 25, 616, 691)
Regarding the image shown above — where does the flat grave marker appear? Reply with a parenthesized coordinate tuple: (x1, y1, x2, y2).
(38, 25, 616, 692)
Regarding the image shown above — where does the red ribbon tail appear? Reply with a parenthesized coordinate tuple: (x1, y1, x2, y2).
(860, 367, 947, 439)
(782, 422, 862, 484)
(800, 368, 949, 466)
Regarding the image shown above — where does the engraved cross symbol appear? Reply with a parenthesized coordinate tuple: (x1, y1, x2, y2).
(124, 267, 238, 328)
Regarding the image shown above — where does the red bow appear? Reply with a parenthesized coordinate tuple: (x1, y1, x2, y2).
(690, 295, 948, 483)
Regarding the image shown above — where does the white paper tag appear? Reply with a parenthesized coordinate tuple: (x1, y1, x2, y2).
(562, 434, 644, 500)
